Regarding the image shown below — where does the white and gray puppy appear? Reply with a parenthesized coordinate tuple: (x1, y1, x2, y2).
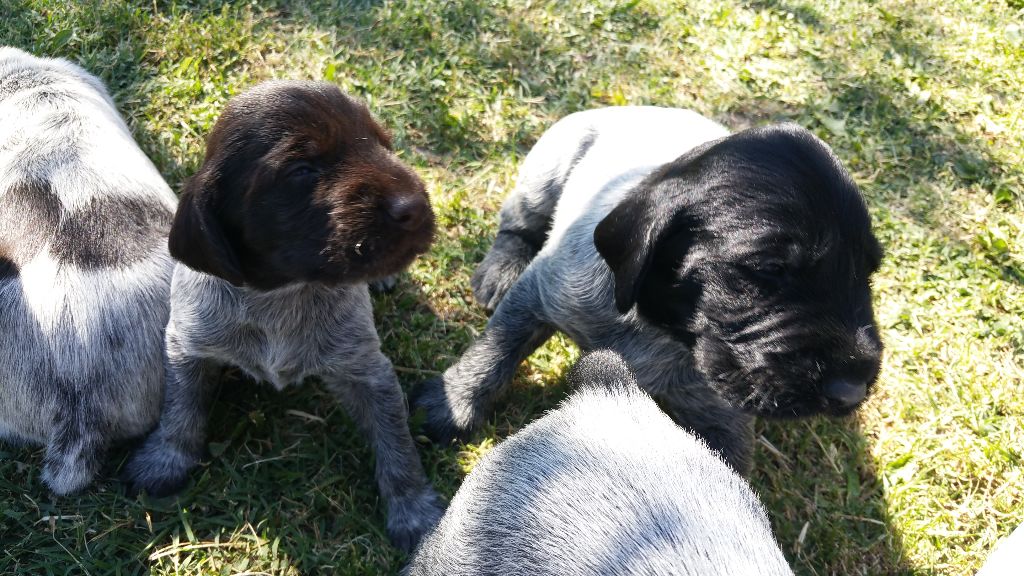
(122, 81, 444, 551)
(0, 47, 177, 495)
(414, 107, 884, 474)
(407, 350, 794, 576)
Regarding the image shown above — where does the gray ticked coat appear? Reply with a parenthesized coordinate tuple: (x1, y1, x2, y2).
(406, 350, 794, 576)
(0, 47, 177, 494)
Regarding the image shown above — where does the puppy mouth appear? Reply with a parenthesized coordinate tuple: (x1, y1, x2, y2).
(696, 328, 878, 418)
(319, 216, 435, 284)
(741, 394, 859, 419)
(709, 366, 871, 419)
(372, 215, 435, 270)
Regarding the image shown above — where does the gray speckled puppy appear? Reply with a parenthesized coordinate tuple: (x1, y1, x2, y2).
(122, 81, 444, 551)
(0, 47, 177, 495)
(413, 106, 884, 474)
(406, 350, 794, 576)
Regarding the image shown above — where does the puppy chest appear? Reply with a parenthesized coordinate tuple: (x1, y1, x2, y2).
(231, 324, 327, 390)
(176, 278, 372, 389)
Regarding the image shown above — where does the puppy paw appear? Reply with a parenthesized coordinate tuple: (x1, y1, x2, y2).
(387, 488, 447, 553)
(121, 437, 199, 497)
(471, 232, 536, 311)
(409, 377, 473, 444)
(41, 454, 98, 496)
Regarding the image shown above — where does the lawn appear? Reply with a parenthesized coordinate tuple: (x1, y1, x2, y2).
(0, 0, 1021, 574)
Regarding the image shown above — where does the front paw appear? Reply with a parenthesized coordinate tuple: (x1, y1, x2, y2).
(42, 450, 101, 496)
(387, 488, 447, 553)
(470, 233, 536, 311)
(409, 377, 474, 444)
(121, 436, 200, 497)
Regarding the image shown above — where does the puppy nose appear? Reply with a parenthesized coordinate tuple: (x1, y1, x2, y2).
(384, 194, 428, 230)
(822, 378, 867, 408)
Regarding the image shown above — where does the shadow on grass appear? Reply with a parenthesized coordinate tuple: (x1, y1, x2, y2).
(746, 0, 826, 29)
(753, 415, 912, 575)
(736, 1, 1023, 293)
(131, 274, 480, 575)
(2, 0, 1016, 574)
(0, 275, 470, 575)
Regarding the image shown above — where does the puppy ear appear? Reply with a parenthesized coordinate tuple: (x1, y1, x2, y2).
(594, 194, 655, 313)
(594, 177, 696, 314)
(168, 172, 245, 286)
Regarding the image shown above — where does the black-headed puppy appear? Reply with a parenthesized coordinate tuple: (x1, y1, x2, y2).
(413, 106, 883, 473)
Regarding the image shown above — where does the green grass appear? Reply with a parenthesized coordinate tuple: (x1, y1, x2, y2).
(1, 0, 1021, 574)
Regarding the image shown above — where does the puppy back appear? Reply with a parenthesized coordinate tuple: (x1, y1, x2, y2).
(408, 351, 793, 575)
(0, 47, 175, 273)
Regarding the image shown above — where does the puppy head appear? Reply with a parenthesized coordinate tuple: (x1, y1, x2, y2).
(595, 124, 883, 418)
(170, 80, 435, 289)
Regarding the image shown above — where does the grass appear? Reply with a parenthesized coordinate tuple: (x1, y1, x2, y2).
(0, 0, 1021, 574)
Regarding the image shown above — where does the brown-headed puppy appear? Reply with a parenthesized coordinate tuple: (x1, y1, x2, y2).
(123, 81, 443, 551)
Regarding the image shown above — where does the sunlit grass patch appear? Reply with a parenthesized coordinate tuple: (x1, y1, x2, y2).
(1, 0, 1021, 574)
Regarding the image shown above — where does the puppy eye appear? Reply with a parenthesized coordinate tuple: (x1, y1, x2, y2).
(754, 260, 787, 279)
(286, 163, 319, 181)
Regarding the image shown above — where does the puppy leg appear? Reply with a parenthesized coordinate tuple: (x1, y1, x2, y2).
(655, 387, 755, 475)
(471, 231, 542, 311)
(42, 384, 107, 495)
(413, 275, 554, 441)
(472, 124, 598, 310)
(122, 351, 221, 496)
(324, 352, 445, 553)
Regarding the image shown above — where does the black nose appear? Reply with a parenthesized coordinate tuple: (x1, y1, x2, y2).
(384, 194, 429, 231)
(822, 378, 867, 408)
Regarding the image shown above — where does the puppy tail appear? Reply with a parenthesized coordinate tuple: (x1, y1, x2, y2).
(566, 350, 639, 394)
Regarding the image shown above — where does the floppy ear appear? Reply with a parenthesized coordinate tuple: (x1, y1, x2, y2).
(594, 193, 656, 313)
(168, 172, 245, 286)
(594, 175, 697, 314)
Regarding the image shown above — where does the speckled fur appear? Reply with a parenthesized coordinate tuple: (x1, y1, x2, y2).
(124, 268, 444, 550)
(406, 351, 794, 576)
(122, 81, 443, 552)
(0, 47, 176, 495)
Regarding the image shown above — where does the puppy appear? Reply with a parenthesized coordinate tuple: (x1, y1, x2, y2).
(122, 81, 444, 551)
(414, 106, 883, 473)
(0, 47, 177, 494)
(406, 350, 794, 575)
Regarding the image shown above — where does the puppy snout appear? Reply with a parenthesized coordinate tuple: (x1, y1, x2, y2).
(822, 377, 867, 408)
(383, 194, 429, 230)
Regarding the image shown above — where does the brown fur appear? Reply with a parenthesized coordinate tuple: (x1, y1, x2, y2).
(170, 81, 434, 289)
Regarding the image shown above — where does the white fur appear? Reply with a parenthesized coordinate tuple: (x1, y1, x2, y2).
(408, 351, 794, 575)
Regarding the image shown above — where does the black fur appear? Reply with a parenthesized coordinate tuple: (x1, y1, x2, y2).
(0, 178, 171, 269)
(170, 82, 434, 290)
(0, 179, 61, 264)
(0, 256, 15, 279)
(594, 124, 883, 417)
(54, 195, 173, 268)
